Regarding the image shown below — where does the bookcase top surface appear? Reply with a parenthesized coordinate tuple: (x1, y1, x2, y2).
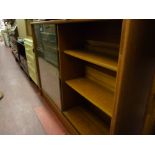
(31, 19, 114, 25)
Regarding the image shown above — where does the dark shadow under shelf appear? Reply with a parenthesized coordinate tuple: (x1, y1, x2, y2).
(63, 104, 110, 135)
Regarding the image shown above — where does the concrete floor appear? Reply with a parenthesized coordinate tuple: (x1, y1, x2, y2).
(0, 42, 67, 135)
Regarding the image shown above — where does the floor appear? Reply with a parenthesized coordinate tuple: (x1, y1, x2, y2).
(0, 42, 68, 135)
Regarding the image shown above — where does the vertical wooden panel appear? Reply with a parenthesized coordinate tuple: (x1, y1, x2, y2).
(143, 74, 155, 134)
(110, 20, 155, 134)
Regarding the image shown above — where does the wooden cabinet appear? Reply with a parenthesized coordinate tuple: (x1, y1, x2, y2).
(31, 19, 155, 134)
(24, 38, 39, 86)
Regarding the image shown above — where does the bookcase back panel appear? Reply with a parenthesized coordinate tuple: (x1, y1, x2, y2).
(85, 66, 116, 92)
(83, 20, 123, 44)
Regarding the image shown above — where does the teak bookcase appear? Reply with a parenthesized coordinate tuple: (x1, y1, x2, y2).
(31, 19, 155, 134)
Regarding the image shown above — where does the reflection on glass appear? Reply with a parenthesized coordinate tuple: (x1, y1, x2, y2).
(34, 24, 58, 67)
(34, 24, 61, 109)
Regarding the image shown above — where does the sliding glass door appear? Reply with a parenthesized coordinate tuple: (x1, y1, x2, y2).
(34, 24, 61, 109)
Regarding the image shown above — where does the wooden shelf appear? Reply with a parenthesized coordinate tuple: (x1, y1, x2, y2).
(63, 105, 109, 135)
(66, 78, 114, 117)
(64, 50, 117, 72)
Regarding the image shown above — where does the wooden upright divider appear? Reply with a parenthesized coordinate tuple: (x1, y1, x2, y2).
(110, 20, 155, 134)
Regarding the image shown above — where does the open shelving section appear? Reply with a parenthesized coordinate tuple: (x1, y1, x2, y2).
(57, 19, 122, 134)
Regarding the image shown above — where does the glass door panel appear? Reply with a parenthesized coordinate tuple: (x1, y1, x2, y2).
(34, 24, 61, 109)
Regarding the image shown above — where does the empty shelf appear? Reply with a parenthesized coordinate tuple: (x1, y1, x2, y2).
(66, 78, 114, 117)
(63, 105, 109, 135)
(64, 50, 117, 72)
